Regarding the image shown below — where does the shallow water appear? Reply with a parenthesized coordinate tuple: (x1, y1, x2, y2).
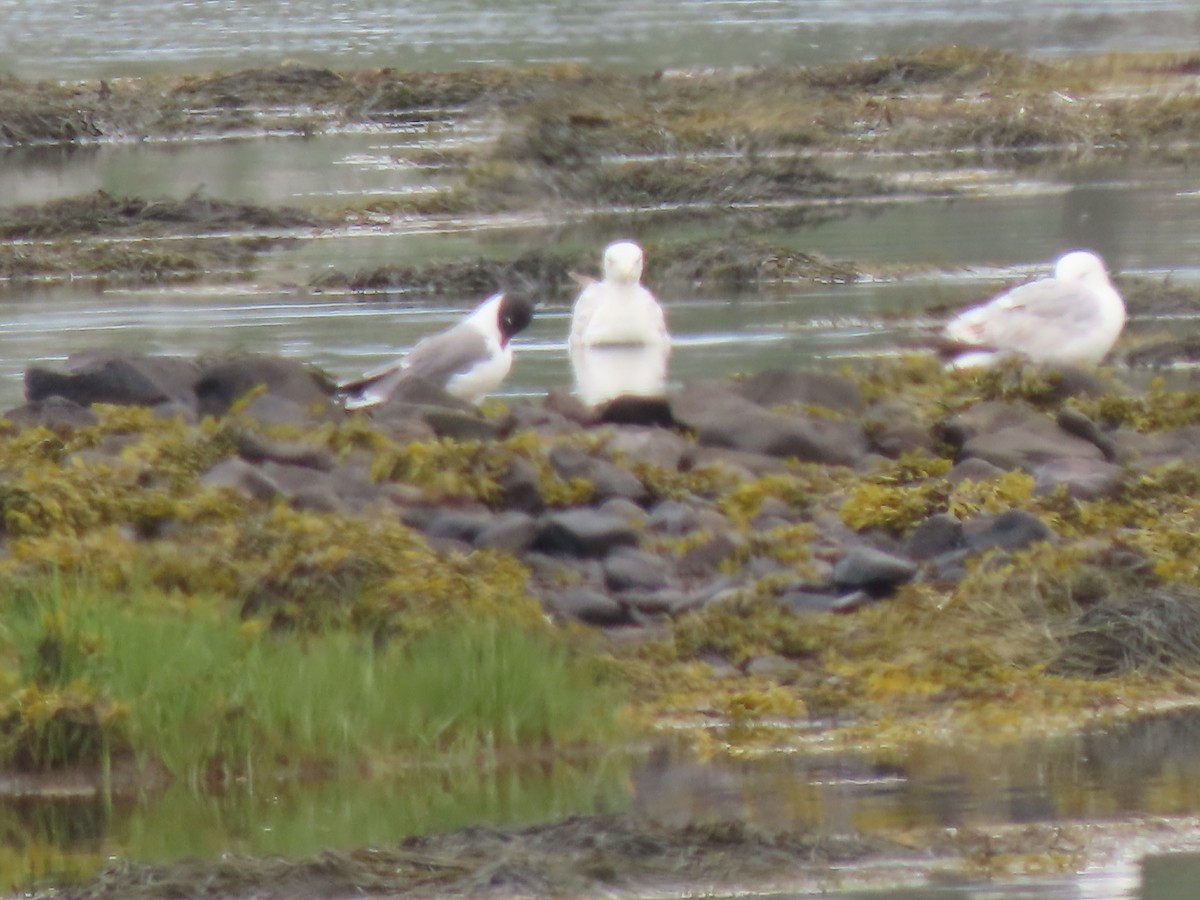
(1, 0, 1198, 81)
(11, 709, 1200, 896)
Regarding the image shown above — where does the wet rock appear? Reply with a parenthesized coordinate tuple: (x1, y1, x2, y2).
(258, 461, 346, 512)
(199, 457, 280, 502)
(646, 499, 702, 536)
(533, 509, 639, 558)
(194, 355, 336, 417)
(598, 497, 648, 528)
(548, 445, 647, 503)
(623, 589, 683, 617)
(684, 445, 790, 478)
(499, 457, 546, 514)
(2, 397, 99, 431)
(548, 587, 630, 626)
(963, 509, 1054, 553)
(905, 512, 964, 560)
(673, 381, 865, 466)
(780, 588, 872, 614)
(1112, 425, 1200, 469)
(374, 376, 477, 412)
(946, 457, 1007, 484)
(541, 390, 596, 426)
(1033, 457, 1124, 500)
(503, 402, 584, 438)
(474, 511, 538, 554)
(25, 352, 201, 408)
(235, 431, 335, 470)
(864, 399, 937, 458)
(833, 546, 918, 594)
(735, 369, 865, 414)
(603, 548, 671, 593)
(940, 401, 1042, 450)
(422, 409, 500, 442)
(597, 395, 677, 428)
(961, 414, 1105, 471)
(240, 393, 339, 427)
(604, 427, 689, 470)
(423, 509, 496, 543)
(677, 532, 743, 579)
(1055, 407, 1118, 461)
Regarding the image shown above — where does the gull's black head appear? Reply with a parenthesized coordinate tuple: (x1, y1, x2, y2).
(497, 293, 535, 347)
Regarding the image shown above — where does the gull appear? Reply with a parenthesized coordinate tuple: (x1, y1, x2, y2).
(340, 292, 534, 408)
(942, 250, 1126, 368)
(568, 240, 670, 349)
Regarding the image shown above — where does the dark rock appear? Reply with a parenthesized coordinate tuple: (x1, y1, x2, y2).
(941, 401, 1042, 450)
(239, 393, 340, 427)
(549, 445, 647, 504)
(673, 382, 865, 465)
(623, 589, 683, 617)
(194, 355, 335, 417)
(542, 390, 596, 426)
(735, 369, 865, 414)
(25, 352, 200, 408)
(1033, 457, 1124, 500)
(905, 513, 964, 560)
(946, 457, 1007, 484)
(422, 409, 499, 442)
(235, 431, 335, 470)
(598, 497, 648, 527)
(1112, 425, 1200, 469)
(677, 532, 743, 579)
(548, 588, 630, 627)
(683, 445, 790, 478)
(604, 427, 688, 470)
(1055, 407, 1117, 461)
(833, 546, 918, 593)
(646, 499, 702, 536)
(597, 395, 677, 428)
(474, 511, 538, 554)
(1, 397, 99, 431)
(374, 376, 477, 412)
(603, 548, 671, 593)
(499, 457, 545, 514)
(744, 654, 800, 680)
(961, 416, 1105, 471)
(864, 399, 937, 458)
(777, 588, 848, 614)
(502, 402, 583, 439)
(423, 510, 496, 543)
(963, 509, 1054, 553)
(533, 509, 639, 558)
(199, 457, 279, 502)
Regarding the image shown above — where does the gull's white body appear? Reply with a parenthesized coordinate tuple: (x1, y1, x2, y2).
(569, 241, 671, 350)
(944, 251, 1126, 368)
(342, 292, 522, 407)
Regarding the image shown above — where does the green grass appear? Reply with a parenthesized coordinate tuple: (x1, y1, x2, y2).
(0, 575, 626, 782)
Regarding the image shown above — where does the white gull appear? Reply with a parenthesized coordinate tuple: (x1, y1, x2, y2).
(943, 250, 1126, 368)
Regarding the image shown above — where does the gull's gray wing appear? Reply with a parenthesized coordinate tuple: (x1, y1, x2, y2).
(402, 323, 490, 386)
(948, 279, 1103, 353)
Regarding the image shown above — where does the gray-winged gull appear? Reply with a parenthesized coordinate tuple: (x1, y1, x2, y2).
(943, 250, 1126, 368)
(340, 291, 534, 407)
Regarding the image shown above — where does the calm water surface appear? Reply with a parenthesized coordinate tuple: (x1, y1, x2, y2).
(1, 0, 1198, 80)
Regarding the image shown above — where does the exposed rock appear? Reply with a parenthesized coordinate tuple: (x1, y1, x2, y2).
(945, 457, 1007, 484)
(547, 587, 630, 627)
(1055, 407, 1118, 461)
(673, 381, 865, 465)
(864, 398, 937, 458)
(25, 351, 200, 408)
(235, 431, 335, 470)
(533, 509, 640, 558)
(963, 509, 1054, 553)
(734, 369, 865, 414)
(1033, 457, 1124, 500)
(549, 445, 648, 503)
(199, 457, 280, 502)
(1112, 425, 1200, 469)
(603, 427, 689, 470)
(474, 511, 538, 553)
(499, 457, 546, 514)
(833, 546, 918, 594)
(677, 532, 743, 579)
(422, 409, 501, 442)
(194, 355, 336, 417)
(422, 509, 496, 543)
(603, 548, 672, 593)
(597, 395, 677, 428)
(961, 414, 1105, 471)
(905, 512, 964, 561)
(2, 397, 99, 431)
(683, 445, 791, 478)
(646, 499, 702, 536)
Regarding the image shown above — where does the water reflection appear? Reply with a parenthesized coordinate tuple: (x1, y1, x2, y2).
(570, 342, 670, 406)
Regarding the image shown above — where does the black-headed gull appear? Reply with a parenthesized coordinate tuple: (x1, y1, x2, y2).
(943, 250, 1126, 368)
(568, 240, 670, 349)
(340, 292, 534, 407)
